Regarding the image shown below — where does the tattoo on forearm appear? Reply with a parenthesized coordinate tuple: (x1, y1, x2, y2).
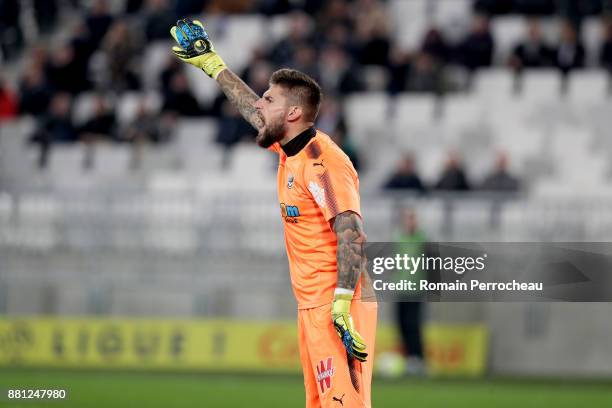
(334, 211, 367, 290)
(216, 69, 264, 130)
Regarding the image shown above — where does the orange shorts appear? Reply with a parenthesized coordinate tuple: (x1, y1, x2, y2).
(298, 299, 378, 408)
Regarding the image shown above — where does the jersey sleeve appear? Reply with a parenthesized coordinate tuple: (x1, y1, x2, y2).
(304, 152, 361, 222)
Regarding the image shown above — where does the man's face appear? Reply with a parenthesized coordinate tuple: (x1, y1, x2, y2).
(254, 84, 290, 148)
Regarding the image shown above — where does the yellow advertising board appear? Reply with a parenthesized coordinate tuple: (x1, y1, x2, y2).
(0, 318, 486, 376)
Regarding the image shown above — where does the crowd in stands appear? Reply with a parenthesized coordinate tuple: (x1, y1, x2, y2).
(383, 150, 520, 193)
(0, 0, 610, 182)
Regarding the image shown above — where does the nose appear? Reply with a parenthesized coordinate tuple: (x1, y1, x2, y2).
(254, 98, 263, 110)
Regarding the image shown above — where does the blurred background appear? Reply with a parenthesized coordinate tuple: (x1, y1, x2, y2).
(1, 0, 612, 407)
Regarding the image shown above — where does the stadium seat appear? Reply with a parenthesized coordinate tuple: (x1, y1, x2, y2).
(473, 69, 516, 100)
(174, 118, 221, 172)
(492, 17, 526, 64)
(89, 144, 131, 177)
(520, 69, 562, 101)
(433, 0, 472, 29)
(116, 91, 162, 126)
(582, 17, 604, 66)
(142, 41, 174, 90)
(72, 92, 116, 126)
(344, 92, 390, 148)
(567, 70, 610, 103)
(392, 94, 439, 150)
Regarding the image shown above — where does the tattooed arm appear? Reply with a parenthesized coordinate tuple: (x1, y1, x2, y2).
(334, 211, 367, 290)
(216, 69, 264, 130)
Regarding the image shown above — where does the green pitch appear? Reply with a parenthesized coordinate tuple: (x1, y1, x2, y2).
(1, 369, 611, 407)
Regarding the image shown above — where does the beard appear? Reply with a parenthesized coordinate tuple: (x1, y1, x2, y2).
(256, 118, 286, 148)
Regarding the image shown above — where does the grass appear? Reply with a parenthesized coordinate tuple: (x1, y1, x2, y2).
(0, 369, 611, 407)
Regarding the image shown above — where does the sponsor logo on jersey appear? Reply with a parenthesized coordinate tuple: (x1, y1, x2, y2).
(280, 203, 300, 223)
(316, 357, 335, 394)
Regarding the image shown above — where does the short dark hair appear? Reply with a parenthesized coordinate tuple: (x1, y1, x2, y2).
(270, 68, 322, 122)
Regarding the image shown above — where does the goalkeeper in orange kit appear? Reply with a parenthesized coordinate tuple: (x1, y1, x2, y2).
(170, 18, 378, 407)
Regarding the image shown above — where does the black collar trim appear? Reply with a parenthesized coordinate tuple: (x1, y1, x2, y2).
(281, 127, 316, 157)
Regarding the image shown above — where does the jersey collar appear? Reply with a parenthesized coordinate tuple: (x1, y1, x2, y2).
(281, 126, 316, 157)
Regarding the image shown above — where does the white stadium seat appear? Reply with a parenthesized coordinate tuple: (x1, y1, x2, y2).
(473, 69, 516, 100)
(567, 70, 610, 103)
(492, 17, 526, 64)
(344, 92, 389, 148)
(520, 69, 562, 101)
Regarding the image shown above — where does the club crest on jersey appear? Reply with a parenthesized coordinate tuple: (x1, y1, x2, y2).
(308, 181, 326, 208)
(280, 203, 300, 223)
(287, 174, 294, 189)
(316, 357, 335, 394)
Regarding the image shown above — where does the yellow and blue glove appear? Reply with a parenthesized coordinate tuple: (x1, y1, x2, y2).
(332, 289, 368, 362)
(170, 18, 227, 79)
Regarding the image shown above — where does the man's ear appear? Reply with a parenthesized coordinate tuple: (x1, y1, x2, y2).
(287, 105, 303, 122)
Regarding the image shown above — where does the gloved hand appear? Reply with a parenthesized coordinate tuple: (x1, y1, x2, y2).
(170, 18, 227, 79)
(332, 289, 368, 362)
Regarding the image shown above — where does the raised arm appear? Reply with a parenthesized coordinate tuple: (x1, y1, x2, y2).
(169, 18, 263, 130)
(216, 70, 264, 130)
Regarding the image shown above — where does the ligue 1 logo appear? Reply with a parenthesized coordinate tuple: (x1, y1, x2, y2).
(287, 175, 294, 189)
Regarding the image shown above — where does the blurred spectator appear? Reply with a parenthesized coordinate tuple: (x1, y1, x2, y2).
(125, 0, 145, 13)
(0, 77, 19, 121)
(383, 154, 426, 193)
(317, 0, 352, 30)
(19, 64, 53, 116)
(599, 21, 612, 72)
(457, 14, 495, 71)
(316, 96, 344, 136)
(290, 43, 320, 80)
(85, 0, 114, 48)
(473, 0, 514, 15)
(122, 99, 170, 169)
(174, 0, 207, 16)
(554, 20, 585, 74)
(480, 151, 520, 191)
(79, 94, 118, 169)
(407, 52, 445, 94)
(509, 19, 554, 70)
(159, 56, 183, 94)
(353, 0, 391, 66)
(0, 0, 23, 61)
(393, 207, 428, 376)
(318, 46, 363, 94)
(244, 59, 274, 96)
(30, 93, 77, 168)
(421, 27, 450, 64)
(319, 22, 352, 50)
(33, 0, 59, 34)
(268, 11, 314, 66)
(91, 20, 142, 91)
(434, 152, 471, 191)
(216, 101, 254, 168)
(514, 0, 556, 16)
(48, 43, 91, 94)
(145, 0, 178, 42)
(162, 71, 204, 116)
(79, 95, 117, 142)
(330, 129, 361, 172)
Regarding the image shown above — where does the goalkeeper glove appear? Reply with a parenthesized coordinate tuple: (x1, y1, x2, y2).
(332, 288, 368, 362)
(170, 18, 227, 79)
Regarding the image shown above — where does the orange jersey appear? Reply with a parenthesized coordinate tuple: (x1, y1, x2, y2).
(270, 128, 362, 309)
